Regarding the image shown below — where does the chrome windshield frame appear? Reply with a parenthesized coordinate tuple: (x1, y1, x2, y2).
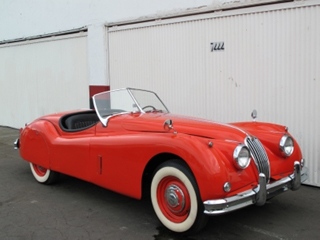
(92, 88, 170, 127)
(127, 88, 144, 113)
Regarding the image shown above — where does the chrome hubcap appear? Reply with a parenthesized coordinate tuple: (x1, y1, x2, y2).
(164, 184, 185, 213)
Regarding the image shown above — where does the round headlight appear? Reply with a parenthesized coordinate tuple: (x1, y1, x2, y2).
(280, 135, 294, 156)
(233, 145, 251, 170)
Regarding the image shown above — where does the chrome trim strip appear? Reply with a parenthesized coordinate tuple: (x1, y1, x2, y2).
(203, 161, 308, 215)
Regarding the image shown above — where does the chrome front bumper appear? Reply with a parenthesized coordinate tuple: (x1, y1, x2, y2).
(203, 161, 308, 215)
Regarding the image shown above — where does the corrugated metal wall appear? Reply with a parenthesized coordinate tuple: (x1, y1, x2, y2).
(108, 1, 320, 186)
(0, 32, 89, 128)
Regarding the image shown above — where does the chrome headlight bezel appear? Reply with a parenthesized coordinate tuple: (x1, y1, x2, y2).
(233, 144, 251, 170)
(279, 134, 294, 157)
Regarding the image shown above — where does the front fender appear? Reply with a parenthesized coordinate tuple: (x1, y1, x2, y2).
(145, 133, 257, 202)
(164, 134, 231, 201)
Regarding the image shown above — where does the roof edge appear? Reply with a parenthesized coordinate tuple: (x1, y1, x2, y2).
(106, 0, 292, 27)
(0, 26, 87, 45)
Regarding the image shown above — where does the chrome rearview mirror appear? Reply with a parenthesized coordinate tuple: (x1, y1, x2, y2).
(163, 119, 177, 134)
(163, 119, 173, 131)
(251, 109, 257, 122)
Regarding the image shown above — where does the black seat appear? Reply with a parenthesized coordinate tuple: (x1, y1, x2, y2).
(60, 111, 99, 132)
(64, 113, 99, 130)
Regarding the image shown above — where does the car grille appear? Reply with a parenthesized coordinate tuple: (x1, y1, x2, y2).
(245, 136, 270, 183)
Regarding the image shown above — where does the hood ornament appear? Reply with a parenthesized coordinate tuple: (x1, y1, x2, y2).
(251, 110, 257, 122)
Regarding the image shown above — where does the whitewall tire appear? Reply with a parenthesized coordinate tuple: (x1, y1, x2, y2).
(29, 162, 60, 184)
(151, 161, 207, 234)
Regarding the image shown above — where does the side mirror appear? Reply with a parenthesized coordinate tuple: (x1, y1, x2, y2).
(163, 119, 173, 131)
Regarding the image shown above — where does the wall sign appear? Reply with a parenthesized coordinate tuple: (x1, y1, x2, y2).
(211, 42, 224, 51)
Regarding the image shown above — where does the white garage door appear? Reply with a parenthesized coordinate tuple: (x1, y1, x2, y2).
(0, 31, 89, 128)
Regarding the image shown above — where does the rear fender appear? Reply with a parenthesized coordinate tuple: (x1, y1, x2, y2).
(19, 120, 59, 168)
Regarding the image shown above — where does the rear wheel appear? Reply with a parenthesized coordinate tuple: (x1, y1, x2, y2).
(29, 163, 60, 184)
(151, 161, 208, 234)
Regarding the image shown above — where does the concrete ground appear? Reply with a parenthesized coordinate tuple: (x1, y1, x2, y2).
(0, 126, 319, 240)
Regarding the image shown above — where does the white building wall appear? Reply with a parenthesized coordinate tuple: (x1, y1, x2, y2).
(0, 33, 89, 128)
(0, 0, 217, 41)
(108, 0, 320, 186)
(0, 0, 227, 110)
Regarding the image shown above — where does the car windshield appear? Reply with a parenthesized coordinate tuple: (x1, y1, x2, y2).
(93, 88, 169, 126)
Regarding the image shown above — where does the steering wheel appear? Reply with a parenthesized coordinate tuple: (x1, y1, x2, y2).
(142, 105, 156, 111)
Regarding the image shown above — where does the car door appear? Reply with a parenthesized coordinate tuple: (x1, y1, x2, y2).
(50, 128, 95, 180)
(88, 116, 145, 198)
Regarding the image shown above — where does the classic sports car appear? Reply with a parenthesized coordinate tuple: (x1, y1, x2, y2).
(14, 88, 308, 234)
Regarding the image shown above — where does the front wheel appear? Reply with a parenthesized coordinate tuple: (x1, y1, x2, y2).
(29, 163, 60, 184)
(151, 161, 208, 234)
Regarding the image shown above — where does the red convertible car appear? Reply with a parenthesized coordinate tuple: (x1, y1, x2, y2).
(15, 88, 308, 234)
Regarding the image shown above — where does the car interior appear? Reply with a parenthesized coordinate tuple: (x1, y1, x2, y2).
(59, 110, 99, 132)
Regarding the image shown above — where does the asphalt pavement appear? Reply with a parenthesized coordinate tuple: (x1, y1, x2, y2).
(0, 126, 319, 240)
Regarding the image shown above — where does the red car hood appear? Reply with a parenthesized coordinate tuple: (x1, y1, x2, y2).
(122, 113, 249, 142)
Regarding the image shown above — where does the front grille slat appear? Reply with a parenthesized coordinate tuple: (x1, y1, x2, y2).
(246, 136, 270, 182)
